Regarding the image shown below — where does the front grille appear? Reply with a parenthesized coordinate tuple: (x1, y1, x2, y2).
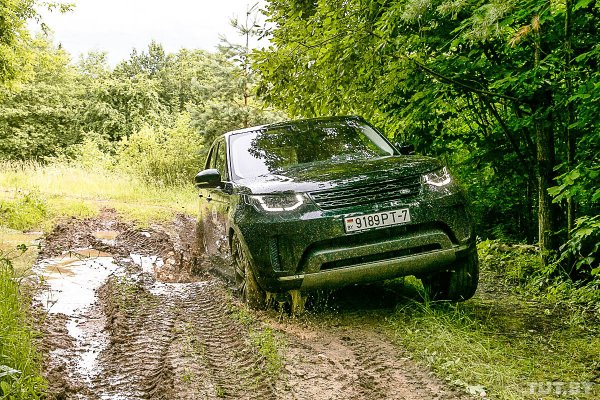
(309, 176, 421, 210)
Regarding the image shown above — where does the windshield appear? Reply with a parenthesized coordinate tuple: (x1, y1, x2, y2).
(229, 118, 395, 180)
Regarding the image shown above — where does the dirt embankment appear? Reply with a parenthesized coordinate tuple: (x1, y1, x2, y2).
(35, 210, 470, 400)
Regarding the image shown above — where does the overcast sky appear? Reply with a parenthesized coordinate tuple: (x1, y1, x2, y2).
(32, 0, 267, 65)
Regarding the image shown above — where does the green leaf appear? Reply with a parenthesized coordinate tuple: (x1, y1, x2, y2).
(574, 0, 594, 11)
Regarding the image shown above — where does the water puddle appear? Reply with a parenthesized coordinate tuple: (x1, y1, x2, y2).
(37, 250, 118, 314)
(35, 236, 203, 399)
(36, 249, 121, 380)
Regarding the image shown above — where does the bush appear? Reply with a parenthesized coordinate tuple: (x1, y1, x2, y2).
(557, 215, 600, 280)
(478, 240, 600, 314)
(0, 191, 47, 231)
(478, 240, 540, 285)
(61, 135, 116, 171)
(116, 112, 203, 186)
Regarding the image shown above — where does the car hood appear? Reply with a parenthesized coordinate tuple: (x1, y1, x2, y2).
(235, 155, 443, 194)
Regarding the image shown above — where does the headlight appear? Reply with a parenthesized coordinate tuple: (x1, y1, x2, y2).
(247, 193, 306, 212)
(423, 167, 452, 187)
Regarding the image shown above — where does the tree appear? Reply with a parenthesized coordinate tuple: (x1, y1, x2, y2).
(0, 0, 37, 87)
(219, 2, 264, 127)
(185, 51, 283, 146)
(254, 0, 600, 268)
(0, 0, 72, 87)
(0, 35, 82, 160)
(114, 40, 167, 78)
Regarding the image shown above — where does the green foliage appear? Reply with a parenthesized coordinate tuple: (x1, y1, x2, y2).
(0, 0, 37, 87)
(65, 136, 115, 171)
(479, 239, 600, 314)
(478, 240, 541, 285)
(116, 113, 203, 186)
(557, 215, 600, 278)
(0, 36, 82, 160)
(250, 327, 284, 377)
(0, 37, 285, 179)
(550, 110, 600, 276)
(392, 291, 599, 399)
(114, 40, 167, 78)
(0, 253, 46, 398)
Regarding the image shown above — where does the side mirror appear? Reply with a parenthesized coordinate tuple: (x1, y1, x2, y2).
(394, 142, 415, 155)
(194, 169, 222, 188)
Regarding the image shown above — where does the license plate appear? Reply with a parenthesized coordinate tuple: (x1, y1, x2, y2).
(344, 208, 411, 233)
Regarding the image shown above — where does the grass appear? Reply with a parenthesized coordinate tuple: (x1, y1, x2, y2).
(250, 327, 285, 377)
(0, 255, 46, 398)
(0, 161, 198, 230)
(389, 248, 600, 400)
(392, 298, 599, 399)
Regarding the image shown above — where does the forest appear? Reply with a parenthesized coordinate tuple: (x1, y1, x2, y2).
(0, 1, 599, 399)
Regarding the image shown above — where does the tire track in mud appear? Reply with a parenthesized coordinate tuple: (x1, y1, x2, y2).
(95, 278, 276, 400)
(343, 332, 467, 400)
(180, 284, 276, 399)
(93, 278, 178, 399)
(273, 319, 471, 400)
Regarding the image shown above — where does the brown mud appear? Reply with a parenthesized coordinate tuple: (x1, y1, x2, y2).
(35, 209, 471, 399)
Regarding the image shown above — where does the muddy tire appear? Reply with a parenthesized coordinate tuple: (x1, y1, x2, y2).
(422, 251, 479, 301)
(232, 233, 267, 309)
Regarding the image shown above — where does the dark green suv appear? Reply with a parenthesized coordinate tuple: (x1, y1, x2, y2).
(195, 116, 478, 311)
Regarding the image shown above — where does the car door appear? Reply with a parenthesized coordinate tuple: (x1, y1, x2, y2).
(199, 138, 234, 277)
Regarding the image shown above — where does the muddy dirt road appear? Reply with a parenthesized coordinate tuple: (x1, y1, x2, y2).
(34, 210, 471, 399)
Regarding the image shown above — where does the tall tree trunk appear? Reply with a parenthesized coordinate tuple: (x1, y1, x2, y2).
(535, 102, 556, 265)
(533, 14, 557, 266)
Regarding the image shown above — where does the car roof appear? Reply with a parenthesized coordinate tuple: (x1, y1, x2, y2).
(223, 115, 366, 139)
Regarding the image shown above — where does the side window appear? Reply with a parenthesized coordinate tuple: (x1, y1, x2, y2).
(205, 143, 218, 170)
(215, 140, 228, 180)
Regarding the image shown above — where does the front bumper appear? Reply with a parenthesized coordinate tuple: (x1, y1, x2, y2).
(280, 229, 471, 291)
(235, 191, 475, 293)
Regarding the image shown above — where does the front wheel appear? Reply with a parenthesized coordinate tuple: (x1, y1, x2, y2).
(232, 233, 267, 309)
(422, 251, 479, 301)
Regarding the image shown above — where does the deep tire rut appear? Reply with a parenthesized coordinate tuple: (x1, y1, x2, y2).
(94, 278, 275, 400)
(94, 280, 180, 399)
(178, 283, 276, 400)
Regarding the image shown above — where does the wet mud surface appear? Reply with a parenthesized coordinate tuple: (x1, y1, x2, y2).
(272, 315, 468, 400)
(35, 209, 471, 399)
